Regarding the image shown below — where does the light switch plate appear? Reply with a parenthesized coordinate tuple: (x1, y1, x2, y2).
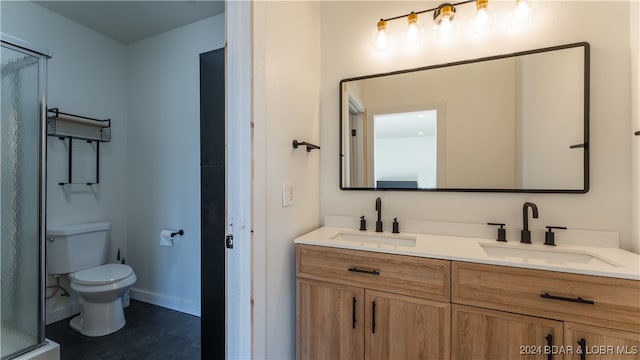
(282, 183, 295, 207)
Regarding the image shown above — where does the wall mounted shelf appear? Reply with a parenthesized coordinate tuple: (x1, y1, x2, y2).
(47, 108, 111, 185)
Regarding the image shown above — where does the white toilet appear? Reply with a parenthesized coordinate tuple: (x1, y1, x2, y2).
(46, 221, 136, 337)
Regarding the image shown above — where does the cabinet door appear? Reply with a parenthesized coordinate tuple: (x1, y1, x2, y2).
(365, 290, 450, 360)
(564, 322, 640, 360)
(297, 279, 364, 360)
(452, 304, 563, 360)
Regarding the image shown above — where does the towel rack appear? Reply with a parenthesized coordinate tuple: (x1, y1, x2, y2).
(292, 140, 320, 152)
(47, 108, 111, 141)
(47, 108, 111, 186)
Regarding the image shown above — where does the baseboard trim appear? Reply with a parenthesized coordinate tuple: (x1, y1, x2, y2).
(130, 288, 201, 317)
(46, 303, 80, 325)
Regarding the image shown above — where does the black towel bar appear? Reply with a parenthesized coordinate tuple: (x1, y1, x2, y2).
(292, 140, 320, 152)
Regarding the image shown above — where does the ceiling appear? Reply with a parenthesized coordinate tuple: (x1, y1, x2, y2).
(34, 1, 225, 44)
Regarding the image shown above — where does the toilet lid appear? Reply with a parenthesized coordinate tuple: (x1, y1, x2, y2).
(71, 264, 134, 285)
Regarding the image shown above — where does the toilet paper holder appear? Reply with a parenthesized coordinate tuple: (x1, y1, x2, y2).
(171, 230, 184, 238)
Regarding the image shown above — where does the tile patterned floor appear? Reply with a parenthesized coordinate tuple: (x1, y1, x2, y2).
(46, 300, 200, 360)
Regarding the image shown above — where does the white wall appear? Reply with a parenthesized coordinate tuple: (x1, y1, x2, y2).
(375, 135, 436, 186)
(1, 1, 129, 321)
(252, 2, 321, 358)
(126, 15, 224, 316)
(320, 1, 636, 251)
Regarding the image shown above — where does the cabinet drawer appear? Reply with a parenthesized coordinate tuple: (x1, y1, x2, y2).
(296, 244, 450, 302)
(452, 261, 640, 332)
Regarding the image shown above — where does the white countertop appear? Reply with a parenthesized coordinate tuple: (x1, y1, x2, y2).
(294, 226, 640, 281)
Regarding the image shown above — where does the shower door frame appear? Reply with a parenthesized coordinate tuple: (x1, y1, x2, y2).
(0, 33, 50, 359)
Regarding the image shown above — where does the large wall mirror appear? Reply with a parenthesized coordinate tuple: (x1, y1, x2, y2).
(340, 42, 589, 193)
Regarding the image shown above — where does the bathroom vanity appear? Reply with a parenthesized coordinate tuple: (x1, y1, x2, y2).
(297, 244, 451, 359)
(295, 223, 640, 360)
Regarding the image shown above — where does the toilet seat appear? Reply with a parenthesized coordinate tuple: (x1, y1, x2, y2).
(71, 264, 134, 285)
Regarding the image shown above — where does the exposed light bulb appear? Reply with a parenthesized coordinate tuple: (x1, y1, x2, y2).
(475, 8, 489, 28)
(472, 0, 493, 33)
(515, 1, 530, 21)
(371, 19, 391, 51)
(407, 25, 418, 41)
(511, 0, 536, 26)
(403, 12, 424, 47)
(376, 30, 390, 49)
(434, 4, 456, 40)
(438, 16, 453, 39)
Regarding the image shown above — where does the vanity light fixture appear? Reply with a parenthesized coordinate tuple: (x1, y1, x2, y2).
(371, 0, 537, 51)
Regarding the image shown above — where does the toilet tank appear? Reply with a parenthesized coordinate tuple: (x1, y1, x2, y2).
(46, 222, 110, 275)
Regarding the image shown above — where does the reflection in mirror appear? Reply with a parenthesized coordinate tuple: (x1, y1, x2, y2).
(340, 42, 589, 193)
(374, 110, 437, 189)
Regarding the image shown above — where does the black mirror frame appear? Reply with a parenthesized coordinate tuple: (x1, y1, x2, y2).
(339, 42, 590, 194)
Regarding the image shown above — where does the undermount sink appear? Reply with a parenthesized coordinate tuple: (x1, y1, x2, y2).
(479, 242, 621, 267)
(330, 231, 417, 247)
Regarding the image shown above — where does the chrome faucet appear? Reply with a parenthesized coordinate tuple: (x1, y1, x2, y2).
(521, 202, 539, 244)
(375, 197, 383, 232)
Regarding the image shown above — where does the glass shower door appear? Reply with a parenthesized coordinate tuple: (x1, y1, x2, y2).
(1, 39, 47, 360)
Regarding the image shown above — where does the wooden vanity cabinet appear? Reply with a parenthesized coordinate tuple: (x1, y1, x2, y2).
(296, 244, 451, 360)
(297, 244, 639, 360)
(452, 261, 640, 360)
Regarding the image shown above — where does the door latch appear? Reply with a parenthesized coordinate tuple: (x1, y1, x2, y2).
(225, 234, 233, 249)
